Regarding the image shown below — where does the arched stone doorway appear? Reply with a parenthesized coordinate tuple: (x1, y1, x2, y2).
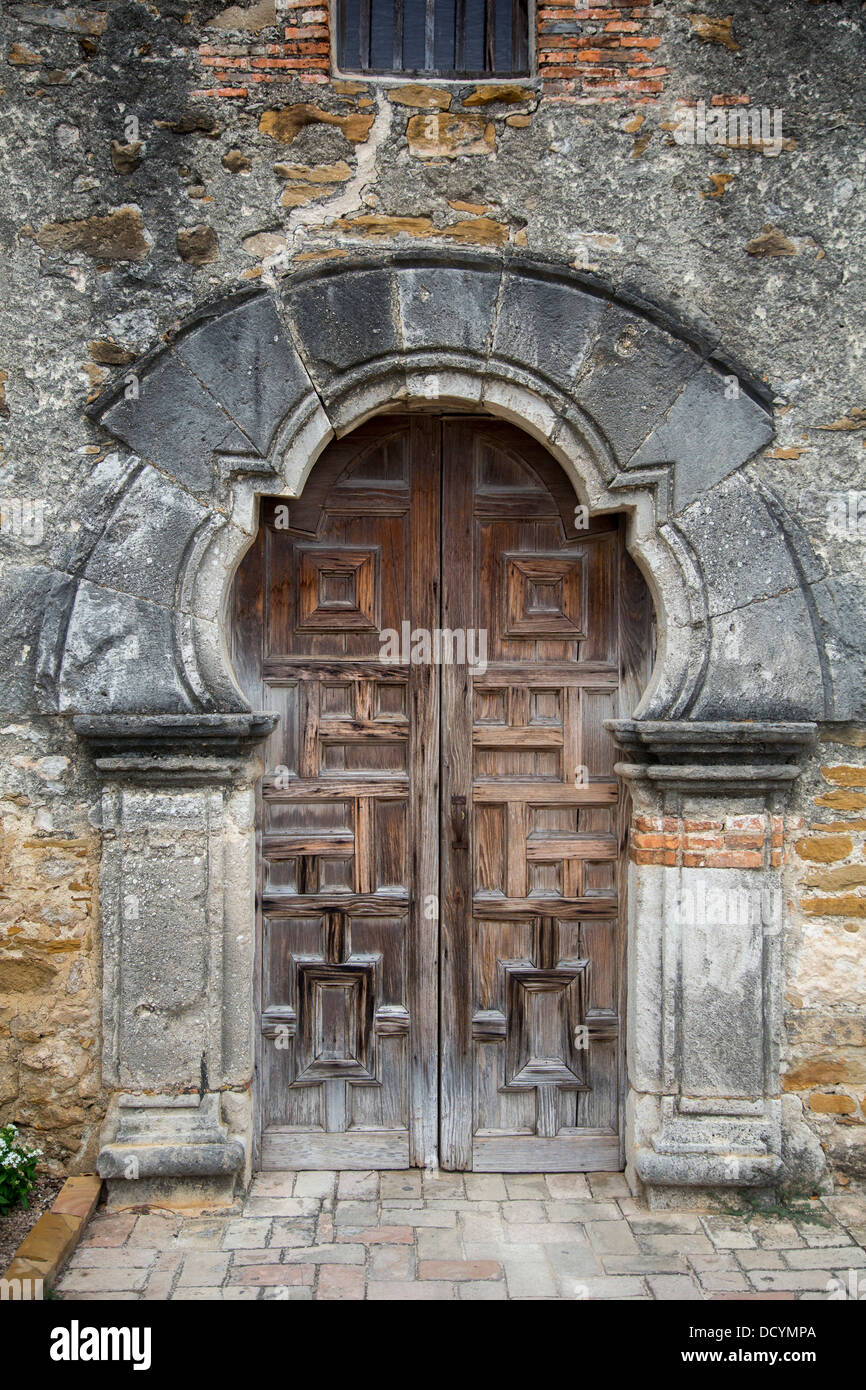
(50, 253, 824, 1205)
(231, 412, 654, 1171)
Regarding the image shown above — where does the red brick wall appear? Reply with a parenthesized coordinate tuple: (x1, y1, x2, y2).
(193, 1, 669, 103)
(631, 813, 788, 870)
(196, 2, 331, 96)
(537, 2, 667, 103)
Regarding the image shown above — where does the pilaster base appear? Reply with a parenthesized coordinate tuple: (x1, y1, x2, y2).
(97, 1092, 248, 1205)
(104, 1176, 242, 1213)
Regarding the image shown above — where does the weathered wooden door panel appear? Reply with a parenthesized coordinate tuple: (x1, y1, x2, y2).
(233, 417, 439, 1169)
(233, 415, 650, 1170)
(439, 420, 650, 1171)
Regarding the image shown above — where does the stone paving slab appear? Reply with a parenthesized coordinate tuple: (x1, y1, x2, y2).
(55, 1174, 866, 1302)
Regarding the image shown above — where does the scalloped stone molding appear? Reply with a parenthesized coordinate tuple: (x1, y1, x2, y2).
(53, 253, 833, 1203)
(38, 252, 837, 725)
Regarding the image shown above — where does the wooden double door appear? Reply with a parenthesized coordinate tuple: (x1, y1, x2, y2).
(232, 415, 652, 1171)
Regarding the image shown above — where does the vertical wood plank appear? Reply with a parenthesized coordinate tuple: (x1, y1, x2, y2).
(512, 0, 528, 73)
(355, 797, 374, 894)
(325, 1079, 348, 1133)
(393, 0, 404, 70)
(564, 684, 580, 786)
(506, 801, 527, 898)
(440, 419, 474, 1170)
(407, 413, 441, 1166)
(485, 0, 496, 71)
(324, 910, 345, 964)
(537, 1084, 557, 1138)
(300, 680, 320, 779)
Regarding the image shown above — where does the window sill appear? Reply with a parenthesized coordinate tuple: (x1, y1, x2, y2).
(332, 71, 540, 88)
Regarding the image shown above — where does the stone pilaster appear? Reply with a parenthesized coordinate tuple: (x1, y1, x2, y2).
(607, 720, 821, 1206)
(73, 713, 276, 1208)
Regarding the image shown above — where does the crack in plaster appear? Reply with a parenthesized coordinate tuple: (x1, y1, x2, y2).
(256, 93, 395, 285)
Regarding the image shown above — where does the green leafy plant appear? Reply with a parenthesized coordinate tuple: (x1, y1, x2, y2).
(0, 1124, 42, 1214)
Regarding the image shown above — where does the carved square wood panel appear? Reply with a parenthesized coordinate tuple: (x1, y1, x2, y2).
(294, 960, 377, 1083)
(503, 961, 588, 1091)
(503, 553, 586, 638)
(296, 546, 380, 631)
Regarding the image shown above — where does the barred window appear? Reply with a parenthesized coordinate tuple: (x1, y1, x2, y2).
(337, 0, 530, 79)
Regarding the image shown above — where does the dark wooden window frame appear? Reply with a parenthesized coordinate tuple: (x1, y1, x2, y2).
(333, 0, 533, 80)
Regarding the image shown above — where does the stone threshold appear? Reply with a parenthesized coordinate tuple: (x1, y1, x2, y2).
(2, 1176, 103, 1298)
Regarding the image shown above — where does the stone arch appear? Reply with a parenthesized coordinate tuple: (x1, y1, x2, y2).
(39, 251, 832, 724)
(58, 252, 833, 1200)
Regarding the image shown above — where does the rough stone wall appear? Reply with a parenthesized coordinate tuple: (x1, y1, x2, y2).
(785, 732, 866, 1187)
(0, 0, 864, 1181)
(0, 721, 101, 1172)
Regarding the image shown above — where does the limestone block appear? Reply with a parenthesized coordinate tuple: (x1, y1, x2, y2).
(102, 785, 222, 1090)
(83, 466, 209, 608)
(406, 113, 495, 158)
(575, 304, 700, 466)
(493, 271, 605, 391)
(174, 294, 313, 457)
(395, 263, 501, 357)
(674, 474, 825, 719)
(386, 84, 452, 110)
(698, 601, 824, 721)
(1, 564, 76, 714)
(97, 352, 250, 495)
(283, 266, 398, 390)
(629, 363, 774, 512)
(98, 1093, 244, 1180)
(625, 861, 665, 1093)
(780, 1096, 831, 1191)
(59, 581, 195, 714)
(220, 786, 257, 1085)
(675, 473, 804, 618)
(677, 866, 771, 1097)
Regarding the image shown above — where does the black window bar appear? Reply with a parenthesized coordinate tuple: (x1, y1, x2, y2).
(338, 0, 530, 79)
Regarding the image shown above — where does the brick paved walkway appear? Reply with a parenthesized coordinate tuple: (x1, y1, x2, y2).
(56, 1172, 866, 1301)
